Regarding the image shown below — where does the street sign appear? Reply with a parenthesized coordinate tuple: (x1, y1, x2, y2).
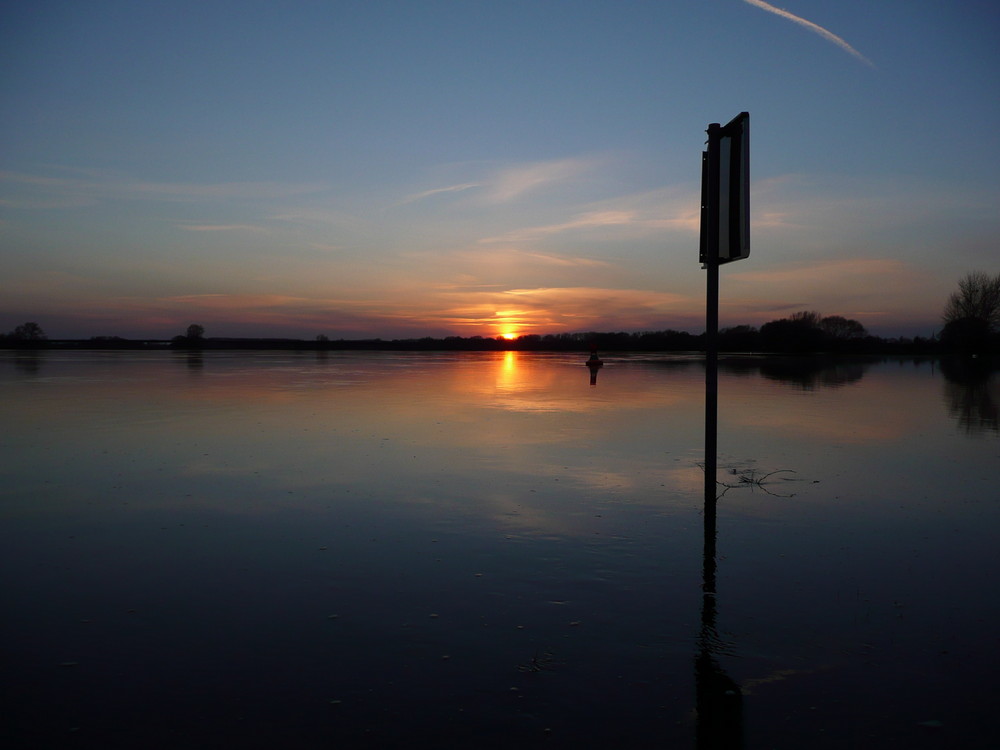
(700, 112, 749, 266)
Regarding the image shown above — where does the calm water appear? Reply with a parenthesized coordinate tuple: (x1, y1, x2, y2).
(2, 350, 997, 748)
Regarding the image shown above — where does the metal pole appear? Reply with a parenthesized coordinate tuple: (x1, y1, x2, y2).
(705, 258, 718, 517)
(694, 116, 745, 748)
(703, 123, 721, 513)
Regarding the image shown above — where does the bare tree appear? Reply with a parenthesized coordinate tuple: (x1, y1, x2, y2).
(789, 310, 823, 328)
(820, 315, 867, 340)
(11, 322, 47, 340)
(942, 271, 1000, 332)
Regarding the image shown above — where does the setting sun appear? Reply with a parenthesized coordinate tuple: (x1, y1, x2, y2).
(500, 331, 519, 341)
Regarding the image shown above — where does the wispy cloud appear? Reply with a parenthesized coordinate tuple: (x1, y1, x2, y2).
(0, 194, 98, 210)
(402, 247, 610, 284)
(485, 157, 597, 203)
(269, 206, 366, 229)
(478, 187, 700, 245)
(479, 210, 638, 244)
(159, 293, 299, 308)
(396, 182, 482, 206)
(390, 155, 610, 212)
(743, 0, 875, 67)
(514, 251, 610, 268)
(176, 223, 268, 233)
(0, 169, 328, 204)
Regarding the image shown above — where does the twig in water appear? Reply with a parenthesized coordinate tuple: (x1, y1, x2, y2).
(698, 462, 799, 499)
(517, 650, 556, 673)
(720, 467, 797, 498)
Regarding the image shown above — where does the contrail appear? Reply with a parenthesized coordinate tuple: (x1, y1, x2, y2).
(742, 0, 874, 67)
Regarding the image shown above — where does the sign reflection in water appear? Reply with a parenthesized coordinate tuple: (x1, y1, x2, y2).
(0, 351, 997, 748)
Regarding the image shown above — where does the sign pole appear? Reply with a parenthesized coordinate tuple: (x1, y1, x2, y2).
(695, 113, 748, 745)
(703, 122, 722, 510)
(700, 113, 745, 513)
(699, 151, 732, 748)
(705, 259, 719, 512)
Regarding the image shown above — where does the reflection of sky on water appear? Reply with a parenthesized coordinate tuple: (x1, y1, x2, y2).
(2, 351, 708, 535)
(2, 353, 995, 530)
(2, 351, 998, 747)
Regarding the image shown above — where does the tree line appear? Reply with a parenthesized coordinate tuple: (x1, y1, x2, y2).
(4, 271, 998, 355)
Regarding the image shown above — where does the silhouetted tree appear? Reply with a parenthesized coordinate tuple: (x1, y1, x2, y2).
(170, 323, 206, 349)
(820, 315, 867, 340)
(790, 310, 822, 328)
(943, 271, 1000, 330)
(941, 271, 1000, 353)
(718, 325, 759, 351)
(940, 317, 992, 354)
(760, 311, 825, 352)
(10, 322, 47, 341)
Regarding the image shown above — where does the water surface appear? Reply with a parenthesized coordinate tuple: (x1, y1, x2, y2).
(2, 351, 997, 748)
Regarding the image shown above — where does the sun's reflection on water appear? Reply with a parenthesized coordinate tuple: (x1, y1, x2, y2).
(496, 349, 522, 394)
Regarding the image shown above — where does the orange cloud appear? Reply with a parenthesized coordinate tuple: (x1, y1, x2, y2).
(427, 286, 698, 333)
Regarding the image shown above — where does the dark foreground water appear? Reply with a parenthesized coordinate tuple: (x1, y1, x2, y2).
(2, 350, 998, 749)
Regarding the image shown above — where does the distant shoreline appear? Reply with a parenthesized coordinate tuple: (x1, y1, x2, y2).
(0, 334, 951, 356)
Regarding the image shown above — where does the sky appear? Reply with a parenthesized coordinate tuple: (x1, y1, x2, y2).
(2, 0, 998, 340)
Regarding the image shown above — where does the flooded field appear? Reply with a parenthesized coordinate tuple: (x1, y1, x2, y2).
(2, 350, 997, 748)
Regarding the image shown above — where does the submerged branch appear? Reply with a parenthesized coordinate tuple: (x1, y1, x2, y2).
(699, 464, 798, 499)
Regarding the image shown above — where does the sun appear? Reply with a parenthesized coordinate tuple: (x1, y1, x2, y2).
(500, 331, 519, 341)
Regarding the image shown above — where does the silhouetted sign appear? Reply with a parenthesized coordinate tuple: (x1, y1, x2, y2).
(700, 112, 749, 266)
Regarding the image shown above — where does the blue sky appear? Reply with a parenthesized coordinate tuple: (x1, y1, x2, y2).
(2, 0, 998, 339)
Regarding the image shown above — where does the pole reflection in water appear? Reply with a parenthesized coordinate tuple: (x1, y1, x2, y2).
(696, 346, 743, 748)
